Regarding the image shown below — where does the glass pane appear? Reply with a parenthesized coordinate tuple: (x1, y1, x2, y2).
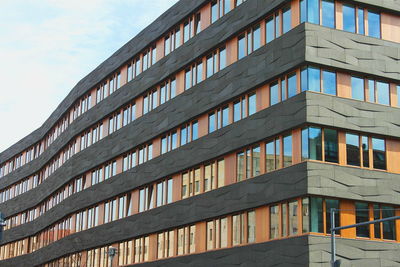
(185, 70, 191, 90)
(281, 79, 287, 101)
(237, 152, 244, 181)
(308, 0, 320, 24)
(301, 67, 308, 92)
(238, 35, 246, 60)
(248, 93, 256, 115)
(233, 101, 241, 122)
(275, 139, 281, 169)
(324, 129, 338, 163)
(222, 107, 229, 127)
(289, 200, 298, 236)
(207, 56, 213, 78)
(266, 16, 274, 43)
(376, 81, 389, 105)
(308, 67, 321, 92)
(322, 0, 335, 28)
(252, 146, 260, 177)
(368, 80, 375, 103)
(398, 85, 400, 107)
(346, 133, 360, 166)
(220, 48, 226, 70)
(300, 0, 306, 23)
(351, 77, 365, 101)
(211, 1, 218, 24)
(326, 199, 340, 234)
(282, 204, 287, 237)
(355, 202, 370, 238)
(373, 204, 381, 239)
(192, 121, 198, 140)
(196, 62, 203, 84)
(266, 141, 275, 172)
(310, 197, 323, 233)
(362, 136, 369, 168)
(382, 206, 395, 240)
(253, 25, 261, 50)
(275, 13, 281, 38)
(270, 205, 279, 239)
(283, 134, 292, 167)
(209, 113, 216, 133)
(372, 138, 386, 170)
(322, 70, 336, 95)
(270, 82, 279, 105)
(302, 198, 310, 233)
(288, 73, 297, 98)
(343, 4, 356, 33)
(283, 6, 291, 34)
(358, 9, 365, 35)
(302, 128, 309, 161)
(368, 11, 381, 38)
(221, 218, 228, 248)
(247, 211, 256, 243)
(309, 127, 322, 160)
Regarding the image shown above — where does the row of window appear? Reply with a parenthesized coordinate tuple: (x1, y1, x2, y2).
(40, 196, 399, 266)
(301, 0, 382, 38)
(0, 0, 248, 179)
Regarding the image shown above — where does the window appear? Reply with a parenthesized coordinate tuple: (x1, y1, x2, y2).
(301, 127, 322, 161)
(310, 197, 340, 234)
(321, 0, 335, 28)
(368, 11, 381, 38)
(355, 202, 370, 238)
(343, 4, 356, 33)
(358, 9, 365, 35)
(237, 146, 260, 181)
(322, 70, 336, 95)
(156, 178, 173, 207)
(324, 128, 338, 163)
(123, 151, 137, 171)
(282, 6, 292, 34)
(368, 79, 375, 103)
(372, 138, 386, 170)
(181, 168, 201, 198)
(301, 66, 321, 92)
(376, 81, 390, 105)
(265, 138, 280, 172)
(208, 113, 216, 133)
(211, 1, 218, 24)
(374, 205, 396, 240)
(232, 214, 245, 246)
(346, 133, 360, 166)
(351, 76, 365, 101)
(247, 211, 256, 243)
(139, 186, 154, 212)
(266, 16, 274, 43)
(248, 93, 256, 116)
(238, 34, 245, 60)
(270, 205, 279, 239)
(300, 0, 320, 24)
(160, 78, 176, 105)
(283, 134, 292, 167)
(270, 81, 279, 106)
(287, 73, 297, 98)
(184, 19, 192, 43)
(161, 131, 177, 154)
(206, 217, 228, 250)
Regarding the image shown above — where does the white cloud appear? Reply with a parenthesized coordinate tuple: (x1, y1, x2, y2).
(0, 0, 178, 153)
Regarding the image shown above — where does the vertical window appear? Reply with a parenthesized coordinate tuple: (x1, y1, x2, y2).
(321, 0, 335, 28)
(289, 201, 299, 235)
(343, 4, 356, 33)
(232, 214, 244, 246)
(275, 12, 281, 38)
(266, 16, 274, 43)
(300, 0, 306, 23)
(192, 121, 198, 140)
(270, 81, 279, 106)
(372, 138, 386, 170)
(209, 113, 216, 133)
(165, 36, 170, 56)
(351, 77, 365, 101)
(184, 21, 190, 43)
(325, 199, 340, 234)
(196, 62, 203, 84)
(310, 197, 323, 233)
(324, 129, 338, 163)
(175, 29, 181, 49)
(248, 93, 256, 116)
(270, 205, 279, 239)
(248, 211, 256, 243)
(382, 206, 396, 240)
(308, 0, 320, 24)
(346, 133, 360, 166)
(252, 146, 260, 177)
(211, 1, 218, 24)
(195, 13, 201, 35)
(368, 11, 381, 38)
(302, 127, 322, 161)
(224, 0, 230, 14)
(217, 159, 225, 188)
(253, 25, 261, 51)
(282, 6, 291, 34)
(368, 80, 375, 103)
(358, 9, 365, 35)
(185, 69, 192, 90)
(283, 134, 292, 167)
(376, 81, 389, 105)
(281, 78, 287, 101)
(322, 70, 336, 95)
(362, 136, 370, 168)
(302, 198, 310, 233)
(238, 35, 246, 60)
(237, 152, 244, 181)
(206, 55, 213, 78)
(222, 106, 229, 127)
(287, 73, 297, 98)
(355, 202, 370, 238)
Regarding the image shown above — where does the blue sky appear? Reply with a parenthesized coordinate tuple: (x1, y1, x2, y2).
(0, 0, 178, 153)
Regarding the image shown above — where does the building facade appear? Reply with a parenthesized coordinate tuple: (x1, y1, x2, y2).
(0, 0, 400, 266)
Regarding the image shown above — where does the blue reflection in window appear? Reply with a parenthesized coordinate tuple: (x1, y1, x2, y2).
(266, 17, 274, 43)
(322, 70, 336, 95)
(308, 0, 320, 24)
(368, 11, 381, 38)
(192, 122, 198, 140)
(343, 4, 356, 33)
(283, 7, 292, 34)
(351, 77, 364, 101)
(309, 67, 321, 92)
(368, 80, 375, 103)
(288, 73, 297, 98)
(209, 113, 216, 133)
(238, 35, 246, 59)
(300, 0, 306, 23)
(270, 82, 279, 106)
(376, 81, 389, 105)
(358, 9, 365, 35)
(322, 0, 335, 28)
(249, 94, 256, 115)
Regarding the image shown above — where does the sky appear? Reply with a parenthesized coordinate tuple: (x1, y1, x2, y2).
(0, 0, 179, 153)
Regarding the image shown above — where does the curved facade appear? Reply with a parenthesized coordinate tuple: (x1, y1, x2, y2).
(0, 0, 400, 266)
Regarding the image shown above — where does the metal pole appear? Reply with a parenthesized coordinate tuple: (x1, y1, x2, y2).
(331, 208, 336, 267)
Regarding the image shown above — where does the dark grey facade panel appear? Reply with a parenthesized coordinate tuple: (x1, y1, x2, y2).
(0, 24, 308, 210)
(305, 23, 400, 81)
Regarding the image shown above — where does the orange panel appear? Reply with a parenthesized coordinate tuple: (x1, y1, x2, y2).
(227, 215, 233, 247)
(98, 203, 105, 225)
(197, 113, 208, 138)
(176, 71, 185, 95)
(102, 117, 109, 138)
(255, 87, 263, 112)
(156, 38, 164, 61)
(292, 129, 301, 164)
(90, 89, 97, 108)
(336, 72, 351, 99)
(116, 156, 123, 174)
(152, 138, 161, 158)
(132, 190, 139, 215)
(338, 132, 346, 165)
(335, 2, 343, 30)
(120, 65, 128, 86)
(390, 83, 398, 107)
(195, 221, 207, 253)
(200, 4, 211, 30)
(396, 210, 400, 242)
(136, 96, 144, 118)
(381, 13, 400, 43)
(291, 0, 300, 28)
(226, 38, 237, 66)
(255, 206, 268, 243)
(148, 234, 158, 261)
(260, 19, 266, 46)
(339, 200, 355, 238)
(224, 153, 236, 186)
(386, 139, 400, 173)
(84, 172, 91, 188)
(172, 174, 181, 202)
